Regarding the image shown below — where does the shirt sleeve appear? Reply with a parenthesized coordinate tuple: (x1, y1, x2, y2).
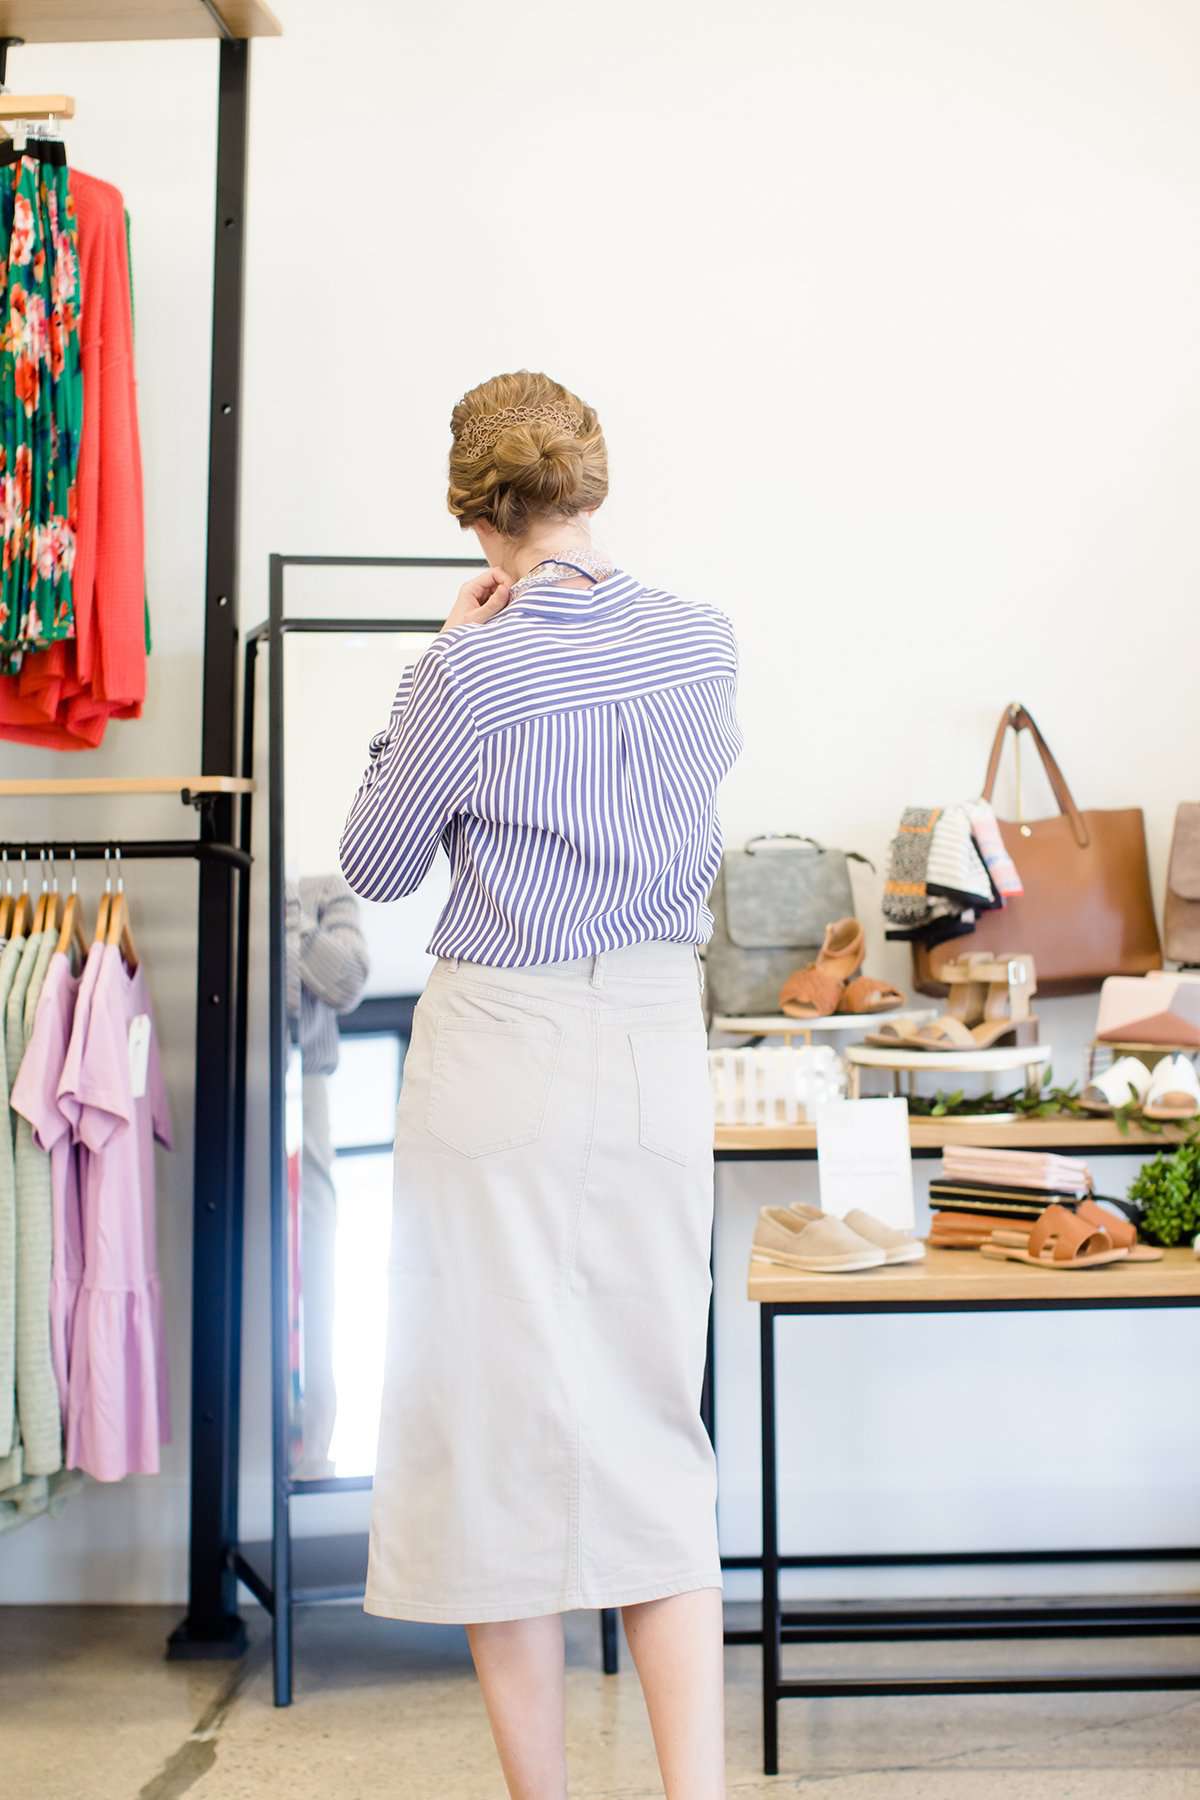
(297, 881, 370, 1013)
(338, 644, 478, 902)
(10, 999, 70, 1155)
(72, 983, 133, 1155)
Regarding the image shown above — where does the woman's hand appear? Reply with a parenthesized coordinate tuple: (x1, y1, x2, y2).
(442, 567, 512, 632)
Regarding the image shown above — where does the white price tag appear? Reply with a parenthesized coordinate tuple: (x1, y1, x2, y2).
(128, 1013, 151, 1100)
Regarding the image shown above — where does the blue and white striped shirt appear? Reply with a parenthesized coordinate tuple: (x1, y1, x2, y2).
(337, 567, 742, 967)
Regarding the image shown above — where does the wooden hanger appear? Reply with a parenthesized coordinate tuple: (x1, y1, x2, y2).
(94, 849, 112, 945)
(56, 852, 86, 962)
(104, 850, 138, 972)
(31, 849, 56, 935)
(9, 851, 32, 940)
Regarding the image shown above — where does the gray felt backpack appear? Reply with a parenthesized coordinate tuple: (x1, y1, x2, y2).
(704, 834, 873, 1021)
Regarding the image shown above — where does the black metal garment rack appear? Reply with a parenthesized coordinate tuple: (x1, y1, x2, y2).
(232, 553, 471, 1705)
(167, 30, 257, 1663)
(0, 7, 269, 1664)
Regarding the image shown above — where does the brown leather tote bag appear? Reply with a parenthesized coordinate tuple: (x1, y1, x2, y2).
(914, 704, 1161, 997)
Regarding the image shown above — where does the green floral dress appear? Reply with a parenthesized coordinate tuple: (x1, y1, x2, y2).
(0, 152, 82, 672)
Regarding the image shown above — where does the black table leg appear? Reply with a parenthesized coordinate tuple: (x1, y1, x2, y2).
(601, 1606, 619, 1673)
(760, 1303, 780, 1774)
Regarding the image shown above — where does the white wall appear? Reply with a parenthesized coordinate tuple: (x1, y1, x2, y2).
(3, 0, 1199, 1604)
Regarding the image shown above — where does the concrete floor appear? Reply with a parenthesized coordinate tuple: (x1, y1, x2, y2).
(5, 1602, 1199, 1799)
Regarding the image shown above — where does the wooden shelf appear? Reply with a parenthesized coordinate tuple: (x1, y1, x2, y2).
(747, 1244, 1200, 1306)
(0, 774, 253, 796)
(0, 2, 282, 42)
(715, 1116, 1193, 1154)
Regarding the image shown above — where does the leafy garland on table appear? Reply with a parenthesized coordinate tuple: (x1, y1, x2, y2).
(905, 1069, 1084, 1120)
(904, 1069, 1200, 1141)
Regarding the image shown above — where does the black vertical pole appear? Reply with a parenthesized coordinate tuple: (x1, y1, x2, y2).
(169, 36, 250, 1660)
(267, 562, 294, 1705)
(760, 1305, 780, 1775)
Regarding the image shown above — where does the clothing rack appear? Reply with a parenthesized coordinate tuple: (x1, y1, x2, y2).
(234, 551, 473, 1705)
(0, 838, 250, 869)
(0, 4, 281, 1661)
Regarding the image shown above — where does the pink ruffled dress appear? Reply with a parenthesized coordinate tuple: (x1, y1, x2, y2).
(57, 942, 172, 1481)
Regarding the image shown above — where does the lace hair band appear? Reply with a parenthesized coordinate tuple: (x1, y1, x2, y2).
(455, 403, 582, 460)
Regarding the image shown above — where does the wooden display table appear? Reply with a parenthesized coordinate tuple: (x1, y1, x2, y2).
(747, 1243, 1200, 1774)
(748, 1242, 1200, 1306)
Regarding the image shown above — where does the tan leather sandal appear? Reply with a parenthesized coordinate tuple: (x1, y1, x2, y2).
(838, 975, 904, 1015)
(1075, 1199, 1161, 1262)
(779, 917, 865, 1017)
(980, 1203, 1129, 1270)
(908, 954, 1039, 1051)
(780, 965, 845, 1018)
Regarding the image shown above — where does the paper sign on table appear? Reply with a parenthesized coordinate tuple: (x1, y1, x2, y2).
(814, 1097, 914, 1229)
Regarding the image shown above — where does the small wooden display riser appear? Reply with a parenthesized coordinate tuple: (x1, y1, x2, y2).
(843, 1040, 1051, 1100)
(711, 1009, 932, 1047)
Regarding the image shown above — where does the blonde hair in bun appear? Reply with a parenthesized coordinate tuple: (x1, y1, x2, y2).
(448, 370, 608, 539)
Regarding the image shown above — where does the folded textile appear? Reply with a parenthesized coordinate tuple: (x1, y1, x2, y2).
(883, 807, 942, 926)
(941, 1146, 1091, 1194)
(964, 797, 1024, 900)
(926, 805, 998, 910)
(882, 801, 1002, 949)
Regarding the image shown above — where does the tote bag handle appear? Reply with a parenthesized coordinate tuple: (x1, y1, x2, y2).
(981, 703, 1090, 850)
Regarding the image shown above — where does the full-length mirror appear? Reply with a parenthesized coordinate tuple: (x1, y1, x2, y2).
(280, 618, 444, 1482)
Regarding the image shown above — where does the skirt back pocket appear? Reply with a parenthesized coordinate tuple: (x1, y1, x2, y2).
(628, 1022, 712, 1165)
(427, 1017, 562, 1158)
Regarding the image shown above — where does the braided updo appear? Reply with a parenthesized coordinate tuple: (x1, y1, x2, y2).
(447, 370, 608, 540)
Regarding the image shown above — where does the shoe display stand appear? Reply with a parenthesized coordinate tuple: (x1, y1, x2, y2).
(746, 1246, 1200, 1776)
(843, 1041, 1052, 1100)
(711, 1010, 934, 1048)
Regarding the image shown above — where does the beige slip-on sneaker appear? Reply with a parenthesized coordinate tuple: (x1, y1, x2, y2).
(788, 1201, 926, 1265)
(752, 1206, 887, 1274)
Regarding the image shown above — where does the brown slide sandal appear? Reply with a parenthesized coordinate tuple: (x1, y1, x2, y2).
(980, 1203, 1129, 1270)
(1075, 1199, 1162, 1262)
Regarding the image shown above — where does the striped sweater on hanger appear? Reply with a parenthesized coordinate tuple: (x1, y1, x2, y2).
(337, 568, 742, 967)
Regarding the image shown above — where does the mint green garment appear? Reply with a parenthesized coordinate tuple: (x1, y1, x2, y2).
(0, 934, 22, 1472)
